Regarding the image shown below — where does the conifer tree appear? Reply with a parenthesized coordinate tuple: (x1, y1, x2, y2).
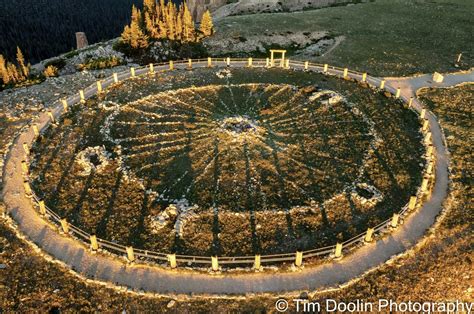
(121, 5, 149, 49)
(158, 20, 168, 39)
(159, 0, 167, 22)
(166, 1, 176, 40)
(176, 9, 183, 41)
(145, 12, 159, 39)
(16, 47, 29, 78)
(131, 5, 142, 27)
(121, 24, 132, 43)
(129, 19, 149, 49)
(182, 3, 195, 42)
(200, 10, 214, 38)
(0, 55, 9, 84)
(7, 63, 20, 83)
(143, 0, 156, 16)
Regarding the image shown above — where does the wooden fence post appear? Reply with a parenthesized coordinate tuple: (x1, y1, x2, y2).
(285, 59, 290, 68)
(90, 235, 99, 251)
(130, 67, 136, 77)
(422, 119, 429, 132)
(79, 90, 85, 103)
(427, 161, 434, 175)
(149, 63, 154, 74)
(188, 59, 193, 69)
(408, 97, 413, 108)
(395, 87, 401, 98)
(254, 254, 261, 270)
(32, 124, 40, 137)
(343, 68, 348, 78)
(421, 177, 429, 193)
(96, 80, 103, 94)
(211, 256, 219, 271)
(362, 73, 367, 82)
(21, 160, 29, 175)
(408, 196, 417, 211)
(364, 228, 374, 243)
(38, 199, 46, 215)
(334, 243, 343, 258)
(266, 58, 270, 67)
(226, 57, 230, 66)
(420, 108, 426, 119)
(60, 218, 69, 234)
(323, 64, 328, 73)
(295, 251, 303, 267)
(304, 61, 309, 70)
(379, 80, 385, 89)
(169, 60, 174, 70)
(113, 73, 119, 83)
(426, 144, 434, 157)
(208, 57, 212, 67)
(22, 142, 29, 155)
(168, 253, 177, 269)
(47, 110, 55, 123)
(62, 99, 68, 112)
(424, 132, 432, 145)
(23, 180, 32, 196)
(126, 246, 135, 262)
(391, 213, 399, 228)
(248, 58, 253, 67)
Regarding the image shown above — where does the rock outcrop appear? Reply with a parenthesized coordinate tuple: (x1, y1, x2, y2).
(187, 0, 227, 22)
(211, 0, 369, 21)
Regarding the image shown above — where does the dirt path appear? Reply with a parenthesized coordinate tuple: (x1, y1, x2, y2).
(2, 63, 471, 295)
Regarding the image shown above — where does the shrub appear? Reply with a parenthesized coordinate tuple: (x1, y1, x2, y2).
(77, 56, 125, 71)
(43, 65, 58, 77)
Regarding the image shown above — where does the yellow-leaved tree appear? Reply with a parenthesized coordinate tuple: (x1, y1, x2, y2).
(200, 10, 214, 38)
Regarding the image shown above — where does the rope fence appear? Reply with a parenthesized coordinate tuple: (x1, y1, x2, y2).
(20, 57, 436, 270)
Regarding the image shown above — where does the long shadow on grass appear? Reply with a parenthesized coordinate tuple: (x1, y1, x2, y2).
(211, 138, 223, 255)
(243, 141, 261, 254)
(96, 171, 123, 238)
(38, 127, 73, 179)
(129, 177, 151, 248)
(48, 113, 102, 211)
(269, 136, 295, 240)
(71, 170, 95, 226)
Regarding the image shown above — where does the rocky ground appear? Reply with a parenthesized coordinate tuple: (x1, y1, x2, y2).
(204, 29, 342, 58)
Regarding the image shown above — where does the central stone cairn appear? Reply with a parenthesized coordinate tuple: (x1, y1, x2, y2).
(221, 116, 258, 135)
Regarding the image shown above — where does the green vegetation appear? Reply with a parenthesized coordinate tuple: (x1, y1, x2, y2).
(212, 0, 473, 76)
(76, 56, 126, 71)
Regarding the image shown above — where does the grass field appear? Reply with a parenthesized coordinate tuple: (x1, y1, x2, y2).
(213, 0, 473, 76)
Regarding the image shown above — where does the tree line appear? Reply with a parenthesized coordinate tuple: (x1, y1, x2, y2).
(0, 47, 30, 86)
(120, 0, 214, 50)
(0, 0, 150, 63)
